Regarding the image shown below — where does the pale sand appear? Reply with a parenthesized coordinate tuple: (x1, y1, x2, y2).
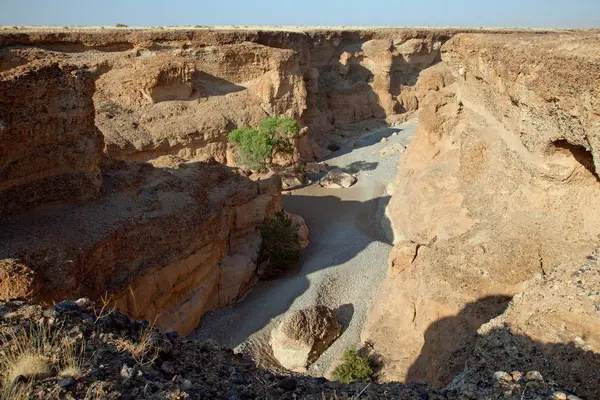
(194, 123, 416, 377)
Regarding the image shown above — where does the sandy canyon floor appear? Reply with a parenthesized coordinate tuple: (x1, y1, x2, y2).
(194, 123, 416, 376)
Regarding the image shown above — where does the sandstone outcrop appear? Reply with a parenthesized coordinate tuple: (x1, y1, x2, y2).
(1, 29, 461, 167)
(286, 212, 309, 250)
(270, 306, 341, 372)
(0, 62, 103, 217)
(456, 250, 600, 399)
(0, 61, 285, 337)
(363, 32, 600, 388)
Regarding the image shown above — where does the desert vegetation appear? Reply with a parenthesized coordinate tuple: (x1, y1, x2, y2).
(257, 211, 301, 279)
(0, 321, 84, 399)
(228, 116, 300, 170)
(332, 347, 374, 384)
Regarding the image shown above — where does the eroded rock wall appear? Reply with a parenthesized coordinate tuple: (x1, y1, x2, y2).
(0, 29, 459, 165)
(0, 62, 103, 217)
(0, 60, 284, 336)
(363, 32, 600, 388)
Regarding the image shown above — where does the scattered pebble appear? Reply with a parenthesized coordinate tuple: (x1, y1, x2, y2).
(493, 371, 512, 382)
(58, 377, 76, 388)
(526, 371, 543, 381)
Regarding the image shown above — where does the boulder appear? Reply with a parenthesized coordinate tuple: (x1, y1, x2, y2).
(319, 169, 357, 189)
(270, 306, 341, 372)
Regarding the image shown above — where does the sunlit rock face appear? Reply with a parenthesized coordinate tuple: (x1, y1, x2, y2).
(363, 32, 600, 392)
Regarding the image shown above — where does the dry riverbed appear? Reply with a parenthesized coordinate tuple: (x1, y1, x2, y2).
(194, 123, 416, 377)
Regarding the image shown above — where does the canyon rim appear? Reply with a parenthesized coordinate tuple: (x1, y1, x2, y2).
(0, 25, 599, 399)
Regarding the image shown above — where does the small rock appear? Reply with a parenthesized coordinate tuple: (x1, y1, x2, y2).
(277, 377, 297, 390)
(493, 371, 512, 382)
(59, 377, 76, 388)
(305, 162, 329, 174)
(567, 396, 583, 400)
(551, 392, 567, 400)
(182, 379, 193, 390)
(281, 175, 305, 190)
(161, 361, 175, 375)
(574, 336, 586, 346)
(392, 132, 398, 136)
(525, 371, 543, 381)
(75, 298, 92, 308)
(380, 137, 389, 143)
(120, 364, 139, 379)
(510, 371, 523, 381)
(319, 168, 357, 189)
(380, 143, 406, 157)
(54, 300, 80, 312)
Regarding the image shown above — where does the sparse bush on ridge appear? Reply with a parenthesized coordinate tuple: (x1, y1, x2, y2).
(110, 319, 160, 368)
(228, 116, 300, 170)
(115, 24, 128, 28)
(257, 211, 301, 279)
(332, 347, 374, 384)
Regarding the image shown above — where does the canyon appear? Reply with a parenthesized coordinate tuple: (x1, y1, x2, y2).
(0, 26, 599, 399)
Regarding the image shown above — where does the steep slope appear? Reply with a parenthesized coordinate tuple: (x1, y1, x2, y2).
(0, 61, 284, 336)
(363, 31, 600, 395)
(0, 298, 580, 399)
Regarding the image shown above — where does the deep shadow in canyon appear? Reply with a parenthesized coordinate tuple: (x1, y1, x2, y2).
(196, 194, 393, 348)
(405, 296, 600, 399)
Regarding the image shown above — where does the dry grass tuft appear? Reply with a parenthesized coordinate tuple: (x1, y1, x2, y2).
(8, 354, 51, 382)
(111, 320, 160, 367)
(58, 336, 84, 378)
(0, 381, 33, 400)
(0, 320, 85, 396)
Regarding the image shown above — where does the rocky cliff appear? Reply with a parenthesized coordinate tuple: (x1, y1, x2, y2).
(0, 61, 103, 217)
(363, 31, 600, 398)
(0, 60, 283, 336)
(0, 28, 469, 165)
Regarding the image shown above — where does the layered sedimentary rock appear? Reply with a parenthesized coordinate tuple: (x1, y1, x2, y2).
(0, 156, 282, 336)
(0, 60, 284, 336)
(95, 43, 308, 164)
(363, 32, 600, 389)
(452, 250, 600, 399)
(0, 28, 463, 165)
(0, 62, 103, 217)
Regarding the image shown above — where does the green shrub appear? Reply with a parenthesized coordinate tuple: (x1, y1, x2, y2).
(257, 211, 300, 279)
(228, 116, 300, 170)
(115, 24, 128, 28)
(332, 347, 374, 384)
(228, 127, 273, 170)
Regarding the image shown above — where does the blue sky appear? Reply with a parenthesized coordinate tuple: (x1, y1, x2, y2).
(1, 0, 599, 28)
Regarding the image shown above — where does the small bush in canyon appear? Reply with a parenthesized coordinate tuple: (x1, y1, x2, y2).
(332, 347, 374, 384)
(257, 211, 301, 279)
(228, 116, 300, 170)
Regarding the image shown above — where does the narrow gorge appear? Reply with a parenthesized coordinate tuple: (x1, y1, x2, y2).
(0, 27, 599, 399)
